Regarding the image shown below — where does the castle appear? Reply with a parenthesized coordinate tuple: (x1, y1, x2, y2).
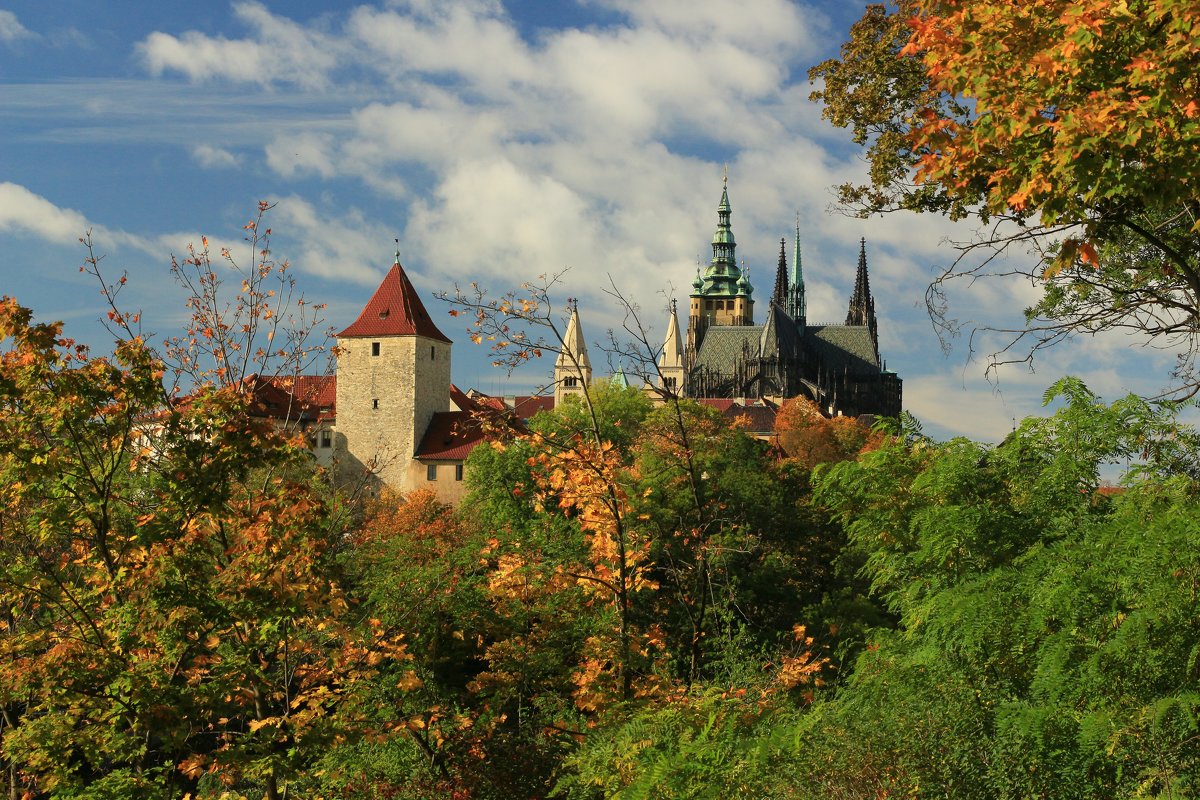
(266, 182, 902, 503)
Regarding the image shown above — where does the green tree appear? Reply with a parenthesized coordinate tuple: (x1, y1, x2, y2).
(778, 379, 1200, 798)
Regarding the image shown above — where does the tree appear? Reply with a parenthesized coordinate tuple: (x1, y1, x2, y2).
(774, 397, 882, 470)
(780, 378, 1200, 798)
(811, 1, 1200, 396)
(0, 211, 413, 799)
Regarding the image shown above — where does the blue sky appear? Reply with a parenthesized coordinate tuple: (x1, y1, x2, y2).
(0, 0, 1184, 441)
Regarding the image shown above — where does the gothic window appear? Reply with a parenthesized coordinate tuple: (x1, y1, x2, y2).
(563, 376, 578, 388)
(664, 376, 676, 391)
(371, 342, 380, 356)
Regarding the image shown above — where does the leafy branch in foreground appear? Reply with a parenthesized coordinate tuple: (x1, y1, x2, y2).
(811, 0, 1200, 397)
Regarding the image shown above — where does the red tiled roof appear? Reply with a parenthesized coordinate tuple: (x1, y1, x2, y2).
(513, 395, 554, 419)
(450, 384, 478, 413)
(697, 398, 738, 413)
(243, 374, 337, 423)
(415, 410, 488, 460)
(727, 404, 777, 433)
(337, 261, 451, 342)
(291, 375, 336, 409)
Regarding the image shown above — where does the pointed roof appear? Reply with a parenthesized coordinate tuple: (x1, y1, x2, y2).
(555, 302, 590, 369)
(846, 238, 875, 328)
(612, 366, 630, 389)
(659, 299, 684, 369)
(337, 253, 451, 342)
(694, 178, 749, 299)
(789, 219, 806, 323)
(772, 238, 788, 307)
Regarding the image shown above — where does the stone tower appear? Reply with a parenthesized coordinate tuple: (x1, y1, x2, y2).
(554, 300, 591, 406)
(687, 179, 755, 354)
(334, 252, 451, 491)
(658, 299, 686, 397)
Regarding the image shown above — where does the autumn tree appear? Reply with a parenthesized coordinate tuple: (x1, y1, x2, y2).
(0, 211, 413, 799)
(774, 396, 882, 470)
(811, 1, 1200, 395)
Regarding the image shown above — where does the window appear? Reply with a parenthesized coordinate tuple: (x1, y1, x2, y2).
(320, 430, 332, 448)
(426, 464, 437, 481)
(664, 376, 676, 391)
(371, 342, 380, 356)
(563, 376, 578, 388)
(430, 346, 436, 360)
(455, 464, 464, 481)
(372, 398, 379, 410)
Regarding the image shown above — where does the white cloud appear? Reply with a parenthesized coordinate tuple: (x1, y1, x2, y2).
(192, 144, 242, 169)
(265, 132, 338, 178)
(0, 182, 91, 242)
(268, 196, 394, 286)
(0, 10, 33, 43)
(138, 1, 339, 88)
(0, 182, 163, 260)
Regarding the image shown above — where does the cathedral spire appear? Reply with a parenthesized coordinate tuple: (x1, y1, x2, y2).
(846, 238, 879, 357)
(709, 180, 738, 279)
(789, 218, 806, 327)
(772, 238, 788, 308)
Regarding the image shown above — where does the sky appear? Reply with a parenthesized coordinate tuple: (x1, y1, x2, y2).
(0, 0, 1187, 443)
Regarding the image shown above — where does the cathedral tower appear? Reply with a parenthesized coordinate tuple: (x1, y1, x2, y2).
(334, 252, 451, 490)
(687, 179, 754, 354)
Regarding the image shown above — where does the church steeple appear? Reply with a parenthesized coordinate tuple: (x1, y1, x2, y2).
(555, 299, 592, 405)
(687, 178, 755, 355)
(788, 219, 807, 330)
(846, 238, 879, 357)
(659, 299, 686, 397)
(706, 177, 740, 288)
(772, 238, 788, 308)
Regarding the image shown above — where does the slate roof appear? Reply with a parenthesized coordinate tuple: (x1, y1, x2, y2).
(337, 261, 451, 342)
(693, 326, 761, 373)
(415, 411, 488, 460)
(806, 325, 879, 373)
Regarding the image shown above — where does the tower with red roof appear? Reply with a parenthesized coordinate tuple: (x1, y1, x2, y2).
(334, 252, 452, 492)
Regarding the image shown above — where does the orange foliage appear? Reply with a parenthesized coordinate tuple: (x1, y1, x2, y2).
(774, 397, 882, 468)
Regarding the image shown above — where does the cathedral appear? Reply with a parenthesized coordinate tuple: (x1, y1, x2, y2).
(666, 180, 902, 418)
(261, 180, 902, 502)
